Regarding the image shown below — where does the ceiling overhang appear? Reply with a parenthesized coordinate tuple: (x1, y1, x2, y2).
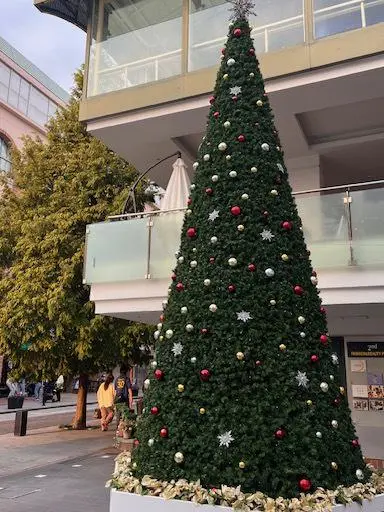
(34, 0, 88, 31)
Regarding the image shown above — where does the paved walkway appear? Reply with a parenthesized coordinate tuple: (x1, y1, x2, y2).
(0, 423, 116, 478)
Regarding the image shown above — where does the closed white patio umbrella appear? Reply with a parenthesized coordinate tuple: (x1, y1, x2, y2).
(160, 157, 191, 211)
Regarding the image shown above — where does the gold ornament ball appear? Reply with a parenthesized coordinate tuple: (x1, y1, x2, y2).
(199, 408, 206, 415)
(331, 462, 338, 470)
(256, 100, 263, 107)
(239, 461, 246, 469)
(306, 400, 313, 406)
(236, 352, 245, 360)
(223, 74, 229, 80)
(177, 384, 185, 393)
(340, 386, 345, 395)
(281, 254, 289, 262)
(132, 462, 137, 469)
(279, 344, 287, 352)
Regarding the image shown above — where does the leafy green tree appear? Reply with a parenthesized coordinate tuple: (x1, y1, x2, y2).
(0, 71, 152, 428)
(133, 5, 367, 498)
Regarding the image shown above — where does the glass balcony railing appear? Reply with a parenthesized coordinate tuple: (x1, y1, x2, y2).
(83, 181, 384, 285)
(87, 0, 384, 97)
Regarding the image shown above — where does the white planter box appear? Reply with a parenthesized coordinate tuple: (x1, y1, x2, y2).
(110, 489, 384, 512)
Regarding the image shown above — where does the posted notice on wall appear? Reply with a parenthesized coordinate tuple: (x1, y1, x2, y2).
(350, 360, 366, 372)
(352, 384, 368, 398)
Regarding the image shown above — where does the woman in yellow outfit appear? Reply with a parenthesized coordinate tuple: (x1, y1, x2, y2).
(96, 373, 115, 431)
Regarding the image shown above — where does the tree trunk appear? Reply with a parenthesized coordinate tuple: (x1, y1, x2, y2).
(71, 374, 88, 430)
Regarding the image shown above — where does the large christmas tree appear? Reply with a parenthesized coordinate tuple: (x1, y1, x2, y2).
(133, 0, 368, 498)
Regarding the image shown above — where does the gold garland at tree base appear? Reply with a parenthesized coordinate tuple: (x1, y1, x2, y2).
(107, 452, 384, 511)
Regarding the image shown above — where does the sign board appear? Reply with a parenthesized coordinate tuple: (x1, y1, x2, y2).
(347, 342, 384, 358)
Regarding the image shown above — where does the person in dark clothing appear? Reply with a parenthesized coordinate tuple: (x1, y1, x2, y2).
(114, 365, 133, 425)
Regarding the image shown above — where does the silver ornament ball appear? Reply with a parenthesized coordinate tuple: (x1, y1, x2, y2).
(218, 142, 227, 151)
(180, 306, 188, 314)
(209, 304, 218, 313)
(190, 260, 198, 268)
(265, 268, 275, 278)
(185, 324, 194, 332)
(210, 236, 218, 244)
(165, 329, 174, 339)
(174, 452, 184, 464)
(204, 279, 211, 287)
(228, 257, 238, 267)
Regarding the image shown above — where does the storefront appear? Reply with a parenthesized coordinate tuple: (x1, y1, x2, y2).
(343, 338, 384, 462)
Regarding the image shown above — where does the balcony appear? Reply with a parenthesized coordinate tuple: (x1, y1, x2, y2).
(85, 0, 384, 99)
(84, 181, 384, 323)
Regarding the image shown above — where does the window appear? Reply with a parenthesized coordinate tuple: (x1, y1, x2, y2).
(0, 136, 11, 173)
(28, 87, 49, 127)
(0, 62, 10, 102)
(0, 59, 58, 126)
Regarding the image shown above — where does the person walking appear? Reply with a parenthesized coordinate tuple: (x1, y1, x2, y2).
(55, 375, 64, 402)
(96, 373, 115, 431)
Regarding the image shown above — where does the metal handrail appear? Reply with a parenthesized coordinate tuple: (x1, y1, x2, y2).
(294, 179, 384, 196)
(107, 179, 384, 221)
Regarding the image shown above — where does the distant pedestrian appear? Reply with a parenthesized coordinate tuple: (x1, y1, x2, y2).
(97, 374, 115, 431)
(34, 381, 42, 400)
(55, 375, 64, 402)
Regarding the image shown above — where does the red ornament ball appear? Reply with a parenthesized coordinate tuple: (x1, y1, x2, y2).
(352, 439, 360, 447)
(200, 328, 209, 335)
(255, 360, 262, 367)
(282, 221, 293, 231)
(233, 28, 242, 37)
(294, 285, 304, 296)
(312, 270, 317, 277)
(320, 334, 328, 345)
(310, 354, 319, 363)
(237, 134, 246, 142)
(221, 48, 225, 55)
(205, 187, 214, 196)
(200, 369, 211, 381)
(176, 282, 184, 292)
(209, 96, 215, 105)
(320, 306, 326, 315)
(187, 197, 192, 206)
(228, 284, 236, 293)
(213, 111, 220, 119)
(154, 369, 164, 381)
(160, 427, 169, 438)
(263, 211, 269, 217)
(232, 96, 238, 102)
(249, 48, 255, 55)
(171, 273, 176, 281)
(299, 478, 312, 492)
(248, 263, 256, 272)
(231, 206, 241, 216)
(274, 428, 286, 440)
(209, 257, 215, 264)
(134, 439, 140, 447)
(159, 314, 165, 322)
(187, 227, 197, 238)
(151, 406, 159, 415)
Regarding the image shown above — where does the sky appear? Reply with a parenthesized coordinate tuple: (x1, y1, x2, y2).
(0, 1, 86, 92)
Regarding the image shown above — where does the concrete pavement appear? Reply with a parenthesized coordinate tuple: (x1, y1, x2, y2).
(0, 450, 115, 512)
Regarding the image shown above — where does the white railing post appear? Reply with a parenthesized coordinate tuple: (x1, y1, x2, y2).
(360, 0, 367, 27)
(264, 28, 269, 53)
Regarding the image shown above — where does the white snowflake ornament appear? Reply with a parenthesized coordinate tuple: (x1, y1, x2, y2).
(237, 310, 252, 323)
(296, 371, 309, 388)
(230, 86, 242, 96)
(209, 209, 220, 222)
(172, 342, 183, 356)
(260, 229, 274, 242)
(218, 430, 234, 447)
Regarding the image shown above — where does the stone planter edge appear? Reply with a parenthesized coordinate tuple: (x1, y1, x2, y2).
(110, 489, 384, 512)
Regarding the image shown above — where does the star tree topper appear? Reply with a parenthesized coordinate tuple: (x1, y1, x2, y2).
(228, 0, 256, 20)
